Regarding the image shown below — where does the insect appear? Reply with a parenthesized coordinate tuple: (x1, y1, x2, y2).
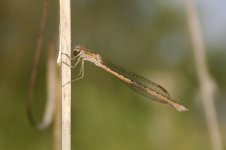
(65, 45, 187, 112)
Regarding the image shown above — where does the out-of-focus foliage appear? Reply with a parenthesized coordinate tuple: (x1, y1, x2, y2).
(0, 0, 225, 150)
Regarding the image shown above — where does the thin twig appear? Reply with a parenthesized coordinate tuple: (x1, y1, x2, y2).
(46, 41, 61, 150)
(59, 0, 71, 150)
(27, 0, 50, 127)
(54, 55, 62, 150)
(37, 41, 57, 130)
(185, 1, 223, 150)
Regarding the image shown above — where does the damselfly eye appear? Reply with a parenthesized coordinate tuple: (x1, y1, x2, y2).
(73, 50, 80, 56)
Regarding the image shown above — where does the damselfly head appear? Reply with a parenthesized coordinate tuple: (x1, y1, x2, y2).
(73, 49, 80, 56)
(73, 45, 84, 56)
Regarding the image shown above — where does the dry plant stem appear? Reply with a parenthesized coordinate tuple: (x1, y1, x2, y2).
(59, 0, 71, 149)
(46, 42, 61, 150)
(27, 0, 50, 127)
(185, 1, 223, 150)
(37, 42, 57, 129)
(54, 69, 62, 150)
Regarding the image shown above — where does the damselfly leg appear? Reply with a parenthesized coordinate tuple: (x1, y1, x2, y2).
(61, 54, 85, 86)
(70, 59, 84, 83)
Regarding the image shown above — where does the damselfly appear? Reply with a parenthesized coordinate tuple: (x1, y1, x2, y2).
(67, 45, 187, 112)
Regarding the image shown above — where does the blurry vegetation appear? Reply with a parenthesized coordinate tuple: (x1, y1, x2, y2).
(0, 0, 225, 150)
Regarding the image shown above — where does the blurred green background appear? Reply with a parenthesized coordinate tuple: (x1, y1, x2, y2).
(0, 0, 226, 150)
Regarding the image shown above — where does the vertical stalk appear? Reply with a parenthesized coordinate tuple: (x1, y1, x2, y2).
(185, 1, 223, 150)
(54, 71, 61, 150)
(59, 0, 71, 149)
(47, 41, 61, 150)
